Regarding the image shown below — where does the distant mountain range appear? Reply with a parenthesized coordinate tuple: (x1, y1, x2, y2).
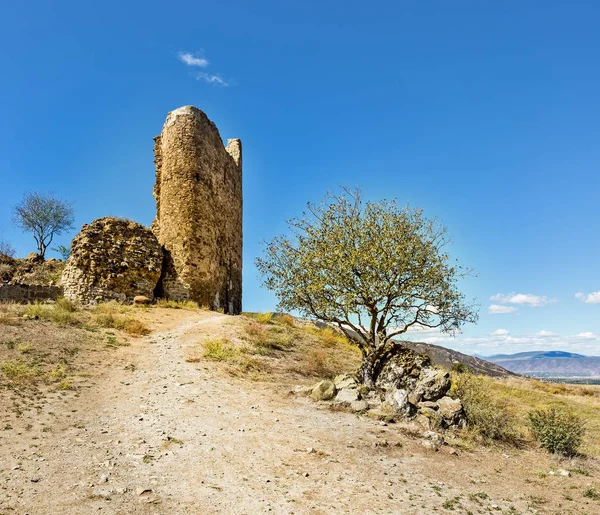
(399, 340, 515, 378)
(485, 350, 600, 378)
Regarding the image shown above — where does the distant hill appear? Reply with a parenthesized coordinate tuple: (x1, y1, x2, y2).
(486, 351, 600, 377)
(398, 340, 516, 378)
(319, 323, 516, 378)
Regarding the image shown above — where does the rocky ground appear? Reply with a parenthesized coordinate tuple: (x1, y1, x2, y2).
(1, 310, 599, 514)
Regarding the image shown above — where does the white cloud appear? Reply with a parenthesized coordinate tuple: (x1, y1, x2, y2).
(491, 293, 556, 307)
(177, 51, 230, 87)
(575, 291, 600, 304)
(405, 328, 600, 356)
(196, 73, 228, 87)
(178, 52, 209, 67)
(577, 332, 598, 340)
(489, 304, 517, 314)
(536, 330, 557, 337)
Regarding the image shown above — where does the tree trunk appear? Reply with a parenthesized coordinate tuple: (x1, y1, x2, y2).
(359, 352, 378, 388)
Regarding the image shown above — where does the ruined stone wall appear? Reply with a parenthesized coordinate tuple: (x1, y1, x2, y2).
(152, 106, 242, 314)
(0, 283, 64, 303)
(62, 217, 163, 305)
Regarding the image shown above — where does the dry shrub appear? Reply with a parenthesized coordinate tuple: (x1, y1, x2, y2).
(0, 313, 20, 326)
(202, 337, 238, 362)
(155, 299, 200, 310)
(300, 349, 336, 377)
(19, 302, 83, 326)
(0, 359, 41, 384)
(451, 373, 519, 443)
(245, 312, 273, 324)
(277, 314, 295, 327)
(91, 301, 129, 315)
(55, 297, 78, 312)
(528, 407, 585, 456)
(305, 325, 348, 347)
(0, 240, 15, 262)
(245, 321, 268, 341)
(93, 312, 150, 336)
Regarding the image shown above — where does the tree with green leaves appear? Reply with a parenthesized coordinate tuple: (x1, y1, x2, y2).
(256, 188, 478, 386)
(13, 192, 75, 261)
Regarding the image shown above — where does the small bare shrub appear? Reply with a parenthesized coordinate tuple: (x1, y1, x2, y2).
(0, 240, 15, 263)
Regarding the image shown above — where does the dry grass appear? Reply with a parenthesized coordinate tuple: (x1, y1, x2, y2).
(202, 337, 239, 362)
(17, 301, 84, 326)
(0, 299, 153, 402)
(193, 314, 360, 383)
(244, 312, 274, 324)
(155, 299, 202, 310)
(452, 372, 600, 456)
(92, 312, 150, 336)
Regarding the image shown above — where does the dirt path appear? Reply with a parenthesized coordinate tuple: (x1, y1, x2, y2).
(0, 312, 594, 514)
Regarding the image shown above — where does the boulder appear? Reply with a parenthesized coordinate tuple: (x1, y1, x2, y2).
(436, 396, 466, 428)
(310, 380, 337, 402)
(134, 296, 152, 305)
(350, 400, 369, 412)
(375, 346, 433, 394)
(386, 388, 411, 416)
(421, 430, 445, 450)
(335, 388, 361, 404)
(333, 374, 358, 390)
(26, 253, 43, 263)
(411, 369, 451, 403)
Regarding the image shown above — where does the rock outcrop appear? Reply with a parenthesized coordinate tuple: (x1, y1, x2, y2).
(152, 106, 242, 314)
(62, 217, 163, 304)
(307, 348, 466, 431)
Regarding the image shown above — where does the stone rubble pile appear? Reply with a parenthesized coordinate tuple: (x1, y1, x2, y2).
(306, 347, 467, 436)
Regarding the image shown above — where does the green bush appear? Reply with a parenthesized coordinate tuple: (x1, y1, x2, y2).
(451, 362, 470, 374)
(450, 373, 518, 442)
(528, 407, 585, 456)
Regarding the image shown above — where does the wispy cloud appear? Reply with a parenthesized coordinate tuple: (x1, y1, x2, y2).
(178, 52, 209, 67)
(489, 304, 517, 315)
(577, 332, 598, 340)
(196, 72, 228, 87)
(490, 293, 556, 307)
(536, 330, 557, 337)
(576, 291, 600, 304)
(405, 326, 600, 355)
(177, 50, 229, 87)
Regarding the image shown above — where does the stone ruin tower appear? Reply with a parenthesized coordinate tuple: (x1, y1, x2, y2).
(152, 106, 243, 314)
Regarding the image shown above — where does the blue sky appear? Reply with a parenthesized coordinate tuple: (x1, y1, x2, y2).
(1, 1, 599, 355)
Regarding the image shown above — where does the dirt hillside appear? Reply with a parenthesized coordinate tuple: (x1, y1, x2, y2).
(1, 308, 599, 514)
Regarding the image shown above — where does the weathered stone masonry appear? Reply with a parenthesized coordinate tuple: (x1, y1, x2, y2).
(62, 218, 163, 305)
(152, 106, 243, 314)
(0, 283, 63, 303)
(61, 106, 243, 313)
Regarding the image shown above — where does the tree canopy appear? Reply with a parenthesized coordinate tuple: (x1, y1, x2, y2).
(256, 188, 478, 385)
(13, 192, 75, 260)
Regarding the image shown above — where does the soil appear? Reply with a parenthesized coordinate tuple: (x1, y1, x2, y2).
(1, 310, 598, 514)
